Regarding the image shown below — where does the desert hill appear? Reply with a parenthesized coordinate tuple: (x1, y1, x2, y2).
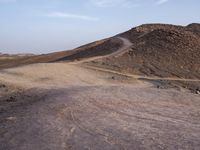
(1, 23, 200, 81)
(187, 23, 200, 37)
(0, 38, 122, 69)
(1, 23, 200, 149)
(90, 23, 200, 79)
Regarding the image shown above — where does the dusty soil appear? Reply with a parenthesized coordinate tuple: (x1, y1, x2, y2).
(0, 62, 200, 150)
(1, 23, 200, 149)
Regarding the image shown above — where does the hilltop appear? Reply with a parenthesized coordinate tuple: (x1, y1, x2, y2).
(1, 23, 200, 81)
(89, 23, 200, 79)
(1, 23, 200, 150)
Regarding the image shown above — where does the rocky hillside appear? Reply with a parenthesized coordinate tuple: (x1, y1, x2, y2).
(92, 23, 200, 79)
(1, 23, 200, 81)
(187, 23, 200, 37)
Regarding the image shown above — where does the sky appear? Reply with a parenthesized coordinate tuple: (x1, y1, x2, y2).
(0, 0, 200, 54)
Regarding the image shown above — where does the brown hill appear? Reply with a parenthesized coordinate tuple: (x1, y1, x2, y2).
(0, 38, 122, 69)
(55, 38, 122, 62)
(91, 23, 200, 79)
(1, 23, 200, 82)
(187, 23, 200, 37)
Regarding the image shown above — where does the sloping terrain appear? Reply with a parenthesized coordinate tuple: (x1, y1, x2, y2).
(1, 23, 200, 150)
(56, 38, 122, 62)
(2, 23, 200, 79)
(89, 23, 200, 80)
(1, 23, 200, 93)
(187, 23, 200, 37)
(0, 38, 122, 69)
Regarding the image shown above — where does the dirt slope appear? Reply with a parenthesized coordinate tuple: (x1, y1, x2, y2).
(1, 23, 200, 81)
(0, 38, 122, 69)
(56, 38, 123, 62)
(90, 23, 200, 79)
(1, 23, 200, 149)
(187, 23, 200, 37)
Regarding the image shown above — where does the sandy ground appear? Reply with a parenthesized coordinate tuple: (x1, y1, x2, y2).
(0, 62, 200, 150)
(0, 35, 200, 150)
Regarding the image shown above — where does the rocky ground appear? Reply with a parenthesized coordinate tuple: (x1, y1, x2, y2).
(90, 23, 200, 79)
(1, 23, 200, 149)
(0, 63, 200, 150)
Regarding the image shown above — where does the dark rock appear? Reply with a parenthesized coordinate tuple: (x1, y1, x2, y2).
(0, 84, 6, 88)
(6, 96, 17, 102)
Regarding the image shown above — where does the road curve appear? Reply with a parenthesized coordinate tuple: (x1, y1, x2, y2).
(108, 37, 133, 57)
(71, 36, 133, 64)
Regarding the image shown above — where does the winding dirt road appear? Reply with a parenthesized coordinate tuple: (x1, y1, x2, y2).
(71, 37, 133, 64)
(0, 37, 200, 150)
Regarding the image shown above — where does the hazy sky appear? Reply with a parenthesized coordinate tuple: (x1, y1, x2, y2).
(0, 0, 200, 54)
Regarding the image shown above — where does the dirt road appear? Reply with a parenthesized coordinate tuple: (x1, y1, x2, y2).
(71, 37, 133, 64)
(83, 65, 200, 82)
(0, 62, 200, 150)
(110, 37, 133, 57)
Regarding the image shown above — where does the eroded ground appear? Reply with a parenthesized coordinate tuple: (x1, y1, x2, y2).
(0, 63, 200, 150)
